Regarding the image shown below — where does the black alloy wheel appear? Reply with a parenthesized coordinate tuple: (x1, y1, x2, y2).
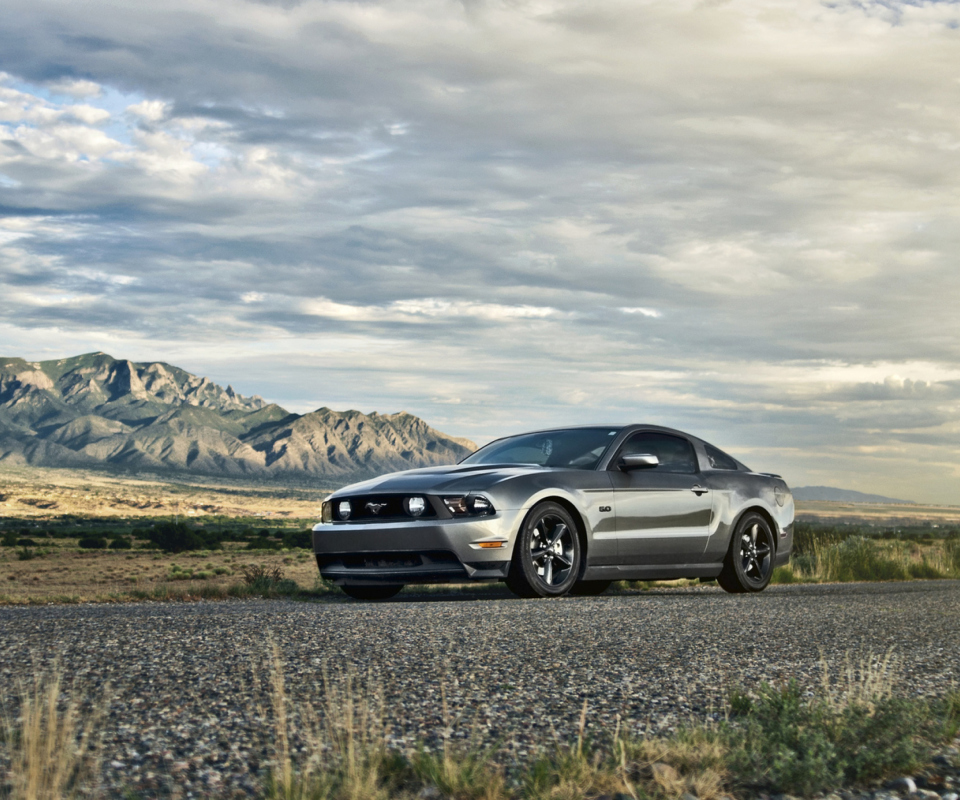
(340, 584, 404, 601)
(717, 512, 775, 593)
(506, 502, 581, 598)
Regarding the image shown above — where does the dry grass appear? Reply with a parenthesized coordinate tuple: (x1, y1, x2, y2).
(264, 642, 396, 800)
(0, 543, 322, 604)
(819, 649, 898, 712)
(264, 650, 738, 800)
(1, 668, 104, 800)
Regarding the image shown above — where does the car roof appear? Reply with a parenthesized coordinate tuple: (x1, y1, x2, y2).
(480, 424, 716, 453)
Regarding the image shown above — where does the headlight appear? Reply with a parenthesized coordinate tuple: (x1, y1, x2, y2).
(442, 495, 496, 517)
(337, 500, 352, 520)
(405, 496, 427, 517)
(321, 501, 333, 523)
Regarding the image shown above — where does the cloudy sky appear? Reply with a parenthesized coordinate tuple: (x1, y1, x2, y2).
(1, 0, 958, 502)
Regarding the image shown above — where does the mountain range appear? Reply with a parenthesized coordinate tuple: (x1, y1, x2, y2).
(0, 353, 476, 481)
(791, 486, 913, 505)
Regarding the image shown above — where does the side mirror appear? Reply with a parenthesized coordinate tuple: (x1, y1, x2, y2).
(619, 453, 659, 470)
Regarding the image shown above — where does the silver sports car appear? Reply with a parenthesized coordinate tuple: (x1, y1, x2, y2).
(312, 424, 794, 600)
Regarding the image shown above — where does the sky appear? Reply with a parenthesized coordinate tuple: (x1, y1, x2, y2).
(0, 0, 958, 503)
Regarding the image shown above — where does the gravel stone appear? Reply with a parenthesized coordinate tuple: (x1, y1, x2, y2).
(1, 580, 959, 797)
(890, 779, 919, 794)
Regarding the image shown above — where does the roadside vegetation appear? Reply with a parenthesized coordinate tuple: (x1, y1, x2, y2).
(0, 518, 959, 605)
(769, 521, 960, 585)
(3, 648, 958, 800)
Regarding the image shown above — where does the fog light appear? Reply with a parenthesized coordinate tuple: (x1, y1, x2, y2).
(405, 496, 427, 517)
(337, 500, 352, 520)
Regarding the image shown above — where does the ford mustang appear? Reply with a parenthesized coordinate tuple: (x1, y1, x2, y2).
(312, 424, 794, 600)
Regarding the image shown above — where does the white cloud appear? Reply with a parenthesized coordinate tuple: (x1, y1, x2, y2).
(46, 78, 102, 98)
(299, 297, 562, 322)
(65, 104, 110, 125)
(619, 307, 662, 318)
(126, 99, 168, 121)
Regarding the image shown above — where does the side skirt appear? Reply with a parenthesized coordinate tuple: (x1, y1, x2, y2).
(582, 563, 724, 581)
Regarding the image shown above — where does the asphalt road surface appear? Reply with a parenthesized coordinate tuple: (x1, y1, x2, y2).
(2, 581, 959, 796)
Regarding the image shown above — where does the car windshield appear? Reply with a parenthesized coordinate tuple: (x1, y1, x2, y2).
(461, 427, 622, 470)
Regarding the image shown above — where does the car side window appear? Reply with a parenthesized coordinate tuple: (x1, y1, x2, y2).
(618, 432, 698, 474)
(704, 443, 739, 471)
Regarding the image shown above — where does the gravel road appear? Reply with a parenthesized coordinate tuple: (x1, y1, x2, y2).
(2, 580, 959, 798)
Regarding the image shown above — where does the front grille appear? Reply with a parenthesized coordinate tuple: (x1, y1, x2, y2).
(337, 494, 438, 522)
(316, 550, 465, 577)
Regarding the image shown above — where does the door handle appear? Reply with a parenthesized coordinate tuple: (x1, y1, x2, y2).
(691, 485, 709, 496)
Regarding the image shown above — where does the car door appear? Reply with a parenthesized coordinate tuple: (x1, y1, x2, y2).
(609, 431, 713, 565)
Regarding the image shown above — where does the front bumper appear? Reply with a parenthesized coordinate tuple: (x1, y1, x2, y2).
(312, 510, 524, 585)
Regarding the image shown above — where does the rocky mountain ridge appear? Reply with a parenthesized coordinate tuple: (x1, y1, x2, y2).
(0, 353, 476, 480)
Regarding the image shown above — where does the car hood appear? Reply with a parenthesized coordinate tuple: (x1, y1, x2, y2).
(329, 463, 554, 497)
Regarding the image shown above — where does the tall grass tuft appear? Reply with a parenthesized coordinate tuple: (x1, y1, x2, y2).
(2, 669, 102, 800)
(264, 642, 399, 800)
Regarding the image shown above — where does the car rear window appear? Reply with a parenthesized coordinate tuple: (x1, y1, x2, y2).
(704, 443, 740, 471)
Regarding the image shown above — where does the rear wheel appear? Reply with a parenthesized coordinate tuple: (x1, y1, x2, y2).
(506, 502, 581, 598)
(340, 584, 404, 601)
(570, 580, 611, 596)
(717, 512, 775, 594)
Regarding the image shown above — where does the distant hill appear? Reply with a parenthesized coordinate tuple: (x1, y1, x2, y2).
(0, 353, 476, 480)
(792, 486, 913, 505)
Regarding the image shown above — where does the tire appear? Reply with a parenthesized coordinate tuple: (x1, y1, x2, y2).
(717, 512, 775, 594)
(340, 584, 404, 601)
(569, 580, 612, 596)
(506, 502, 581, 598)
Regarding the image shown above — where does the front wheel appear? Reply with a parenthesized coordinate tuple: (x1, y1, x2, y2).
(340, 584, 404, 601)
(717, 512, 775, 594)
(506, 502, 581, 598)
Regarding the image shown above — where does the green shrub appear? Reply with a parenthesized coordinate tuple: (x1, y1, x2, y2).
(246, 537, 281, 550)
(167, 564, 194, 580)
(16, 538, 38, 547)
(818, 537, 907, 582)
(2, 530, 18, 547)
(945, 540, 960, 572)
(108, 537, 132, 550)
(908, 560, 944, 579)
(17, 547, 36, 561)
(771, 565, 799, 584)
(78, 536, 107, 549)
(148, 522, 203, 553)
(282, 530, 313, 549)
(727, 681, 956, 795)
